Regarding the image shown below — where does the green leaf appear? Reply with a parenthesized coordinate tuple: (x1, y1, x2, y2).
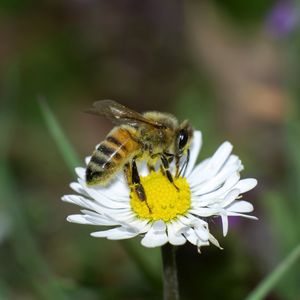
(38, 97, 81, 172)
(1, 67, 70, 300)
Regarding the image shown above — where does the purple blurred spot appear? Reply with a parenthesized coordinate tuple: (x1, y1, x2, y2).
(228, 216, 241, 228)
(214, 215, 241, 230)
(265, 0, 299, 37)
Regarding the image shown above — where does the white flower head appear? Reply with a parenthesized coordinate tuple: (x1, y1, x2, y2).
(62, 131, 257, 251)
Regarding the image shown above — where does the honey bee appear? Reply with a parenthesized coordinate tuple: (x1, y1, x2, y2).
(85, 100, 193, 205)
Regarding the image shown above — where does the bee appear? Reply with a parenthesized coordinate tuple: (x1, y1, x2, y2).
(85, 100, 193, 205)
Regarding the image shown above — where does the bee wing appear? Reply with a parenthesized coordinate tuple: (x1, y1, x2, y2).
(86, 100, 166, 128)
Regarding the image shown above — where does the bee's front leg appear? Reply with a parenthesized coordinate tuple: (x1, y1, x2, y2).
(175, 155, 180, 178)
(161, 154, 179, 191)
(163, 152, 175, 164)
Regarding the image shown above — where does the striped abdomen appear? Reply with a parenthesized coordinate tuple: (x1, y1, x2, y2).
(86, 127, 139, 185)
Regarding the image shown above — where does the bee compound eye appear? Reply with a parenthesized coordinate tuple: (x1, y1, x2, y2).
(178, 130, 188, 150)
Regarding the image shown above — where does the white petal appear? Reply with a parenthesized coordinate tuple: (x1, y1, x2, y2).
(220, 189, 241, 207)
(80, 210, 121, 226)
(189, 171, 240, 201)
(235, 179, 257, 193)
(141, 221, 168, 248)
(227, 200, 254, 213)
(152, 220, 166, 231)
(188, 159, 210, 185)
(189, 152, 240, 192)
(193, 223, 209, 241)
(96, 180, 130, 200)
(185, 131, 202, 177)
(176, 214, 195, 226)
(221, 172, 241, 192)
(205, 141, 233, 178)
(62, 195, 93, 209)
(126, 219, 151, 233)
(62, 195, 131, 221)
(196, 239, 210, 251)
(167, 223, 186, 245)
(67, 214, 93, 224)
(183, 228, 198, 245)
(75, 167, 85, 180)
(86, 191, 129, 209)
(85, 156, 91, 165)
(191, 162, 240, 195)
(209, 234, 223, 249)
(70, 182, 89, 197)
(220, 213, 228, 236)
(79, 178, 129, 202)
(227, 212, 258, 220)
(192, 187, 240, 208)
(78, 181, 130, 208)
(189, 206, 220, 217)
(183, 228, 210, 248)
(91, 227, 139, 240)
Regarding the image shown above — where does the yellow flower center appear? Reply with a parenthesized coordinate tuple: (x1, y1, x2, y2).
(130, 171, 191, 222)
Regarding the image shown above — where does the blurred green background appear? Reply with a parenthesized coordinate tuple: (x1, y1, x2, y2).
(1, 0, 300, 299)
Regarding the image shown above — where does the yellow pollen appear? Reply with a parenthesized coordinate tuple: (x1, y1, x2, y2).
(130, 171, 191, 222)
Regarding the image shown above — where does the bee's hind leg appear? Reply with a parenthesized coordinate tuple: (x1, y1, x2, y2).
(124, 163, 132, 185)
(161, 154, 179, 191)
(131, 158, 152, 212)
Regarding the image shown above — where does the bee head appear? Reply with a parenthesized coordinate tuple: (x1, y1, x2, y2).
(175, 120, 193, 156)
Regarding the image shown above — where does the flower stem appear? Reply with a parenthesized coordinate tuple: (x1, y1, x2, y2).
(246, 243, 300, 300)
(161, 244, 180, 300)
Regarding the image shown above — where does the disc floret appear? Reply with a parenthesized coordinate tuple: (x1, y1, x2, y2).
(130, 171, 191, 222)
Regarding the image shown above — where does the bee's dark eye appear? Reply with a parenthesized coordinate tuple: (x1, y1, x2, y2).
(178, 129, 188, 150)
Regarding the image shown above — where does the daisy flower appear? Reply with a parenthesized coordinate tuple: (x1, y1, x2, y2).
(62, 131, 257, 251)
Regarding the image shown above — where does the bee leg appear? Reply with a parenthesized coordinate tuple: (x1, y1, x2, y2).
(147, 152, 161, 172)
(147, 162, 156, 173)
(175, 155, 180, 178)
(132, 158, 152, 212)
(163, 152, 175, 163)
(124, 163, 132, 185)
(163, 152, 175, 172)
(161, 155, 179, 191)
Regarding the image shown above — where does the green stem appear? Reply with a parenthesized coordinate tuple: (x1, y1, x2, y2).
(246, 243, 300, 300)
(161, 244, 180, 300)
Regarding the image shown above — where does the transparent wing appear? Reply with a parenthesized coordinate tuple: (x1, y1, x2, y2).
(85, 100, 165, 128)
